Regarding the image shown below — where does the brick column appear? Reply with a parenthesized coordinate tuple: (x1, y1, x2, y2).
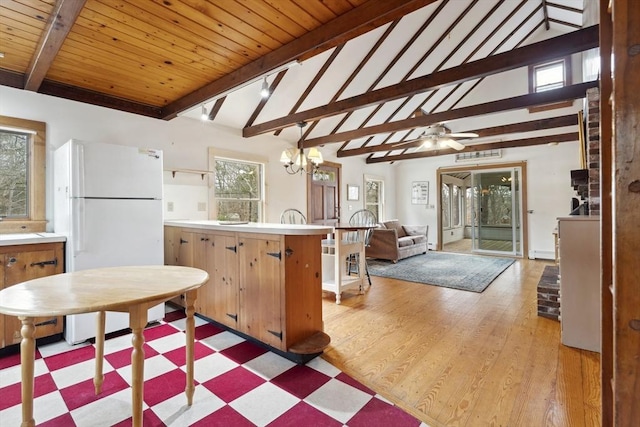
(585, 87, 600, 215)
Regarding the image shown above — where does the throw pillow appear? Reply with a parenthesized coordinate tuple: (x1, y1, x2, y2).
(383, 219, 407, 238)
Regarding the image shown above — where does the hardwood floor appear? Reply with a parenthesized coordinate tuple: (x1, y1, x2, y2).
(320, 257, 601, 427)
(444, 237, 516, 254)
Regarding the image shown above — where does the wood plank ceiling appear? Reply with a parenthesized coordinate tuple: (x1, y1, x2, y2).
(0, 0, 592, 163)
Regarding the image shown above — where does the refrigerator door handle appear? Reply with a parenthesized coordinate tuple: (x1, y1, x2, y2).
(73, 198, 85, 252)
(73, 142, 86, 197)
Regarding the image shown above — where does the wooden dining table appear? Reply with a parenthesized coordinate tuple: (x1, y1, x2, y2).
(0, 265, 209, 427)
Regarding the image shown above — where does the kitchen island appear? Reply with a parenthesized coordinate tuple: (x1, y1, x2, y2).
(164, 220, 333, 362)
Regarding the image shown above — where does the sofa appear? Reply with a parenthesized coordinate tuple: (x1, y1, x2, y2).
(366, 220, 428, 262)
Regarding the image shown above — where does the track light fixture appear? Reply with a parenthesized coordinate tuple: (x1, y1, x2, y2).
(280, 122, 323, 175)
(260, 77, 270, 98)
(200, 104, 208, 121)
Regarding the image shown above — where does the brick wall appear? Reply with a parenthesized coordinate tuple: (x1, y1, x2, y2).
(537, 265, 560, 321)
(586, 87, 600, 215)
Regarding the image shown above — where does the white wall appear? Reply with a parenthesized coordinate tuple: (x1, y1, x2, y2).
(395, 141, 580, 258)
(0, 85, 394, 227)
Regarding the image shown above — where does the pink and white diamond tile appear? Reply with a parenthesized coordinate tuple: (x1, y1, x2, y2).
(0, 309, 428, 426)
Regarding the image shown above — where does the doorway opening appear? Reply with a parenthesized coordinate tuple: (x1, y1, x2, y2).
(437, 162, 527, 257)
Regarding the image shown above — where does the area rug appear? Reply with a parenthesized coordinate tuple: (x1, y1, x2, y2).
(367, 252, 515, 292)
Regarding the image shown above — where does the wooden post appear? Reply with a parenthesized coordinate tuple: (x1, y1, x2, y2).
(611, 0, 640, 424)
(599, 0, 613, 425)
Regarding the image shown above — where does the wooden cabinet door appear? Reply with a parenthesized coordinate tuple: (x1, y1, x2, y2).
(283, 235, 324, 349)
(177, 231, 195, 267)
(3, 245, 64, 346)
(238, 235, 284, 350)
(168, 230, 195, 307)
(170, 230, 211, 310)
(192, 234, 210, 314)
(163, 226, 179, 265)
(205, 233, 239, 328)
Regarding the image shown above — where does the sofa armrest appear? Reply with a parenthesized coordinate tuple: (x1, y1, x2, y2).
(366, 228, 400, 261)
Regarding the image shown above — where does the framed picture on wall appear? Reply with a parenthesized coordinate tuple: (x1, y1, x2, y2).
(411, 181, 429, 204)
(347, 184, 360, 201)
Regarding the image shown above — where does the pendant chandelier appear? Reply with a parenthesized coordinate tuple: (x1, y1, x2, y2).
(280, 122, 323, 175)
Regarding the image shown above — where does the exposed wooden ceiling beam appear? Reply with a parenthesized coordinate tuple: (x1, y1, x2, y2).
(38, 80, 163, 118)
(308, 17, 406, 143)
(546, 2, 583, 14)
(345, 0, 481, 151)
(244, 70, 287, 127)
(0, 70, 24, 89)
(304, 80, 596, 147)
(358, 0, 512, 153)
(333, 1, 450, 150)
(0, 69, 163, 118)
(338, 114, 578, 157)
(24, 0, 87, 91)
(160, 0, 437, 120)
(275, 45, 344, 136)
(208, 97, 226, 122)
(366, 132, 578, 163)
(549, 18, 582, 29)
(542, 0, 551, 30)
(244, 25, 599, 137)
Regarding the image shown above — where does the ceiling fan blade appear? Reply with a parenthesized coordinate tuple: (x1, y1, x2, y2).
(449, 132, 479, 138)
(439, 138, 466, 151)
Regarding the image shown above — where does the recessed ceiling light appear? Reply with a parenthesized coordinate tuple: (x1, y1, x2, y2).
(0, 52, 5, 58)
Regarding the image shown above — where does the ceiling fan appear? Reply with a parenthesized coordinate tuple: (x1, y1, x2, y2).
(393, 124, 479, 151)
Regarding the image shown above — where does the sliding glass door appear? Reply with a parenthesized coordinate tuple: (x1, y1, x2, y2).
(470, 167, 522, 256)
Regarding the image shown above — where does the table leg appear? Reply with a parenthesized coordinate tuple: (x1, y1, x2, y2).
(358, 237, 367, 293)
(94, 311, 106, 394)
(184, 290, 197, 405)
(19, 316, 36, 427)
(129, 305, 147, 427)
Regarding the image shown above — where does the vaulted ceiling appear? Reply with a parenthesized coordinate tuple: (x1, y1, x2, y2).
(0, 0, 596, 163)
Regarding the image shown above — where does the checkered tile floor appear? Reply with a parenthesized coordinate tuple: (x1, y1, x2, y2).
(0, 308, 426, 426)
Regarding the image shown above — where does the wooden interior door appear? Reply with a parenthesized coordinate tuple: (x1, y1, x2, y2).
(307, 161, 341, 225)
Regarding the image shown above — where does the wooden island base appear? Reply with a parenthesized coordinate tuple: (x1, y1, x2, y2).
(165, 221, 334, 364)
(196, 312, 330, 364)
(288, 331, 332, 355)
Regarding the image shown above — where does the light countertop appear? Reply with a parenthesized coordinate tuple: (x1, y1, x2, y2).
(0, 233, 67, 246)
(165, 220, 333, 236)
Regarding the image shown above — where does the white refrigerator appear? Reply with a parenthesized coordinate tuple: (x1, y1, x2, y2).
(54, 139, 165, 344)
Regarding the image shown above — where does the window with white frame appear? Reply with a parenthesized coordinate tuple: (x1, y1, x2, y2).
(213, 158, 264, 222)
(441, 182, 450, 229)
(530, 58, 570, 93)
(364, 175, 384, 222)
(441, 182, 462, 230)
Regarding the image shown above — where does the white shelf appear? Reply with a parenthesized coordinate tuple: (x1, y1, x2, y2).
(164, 168, 212, 179)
